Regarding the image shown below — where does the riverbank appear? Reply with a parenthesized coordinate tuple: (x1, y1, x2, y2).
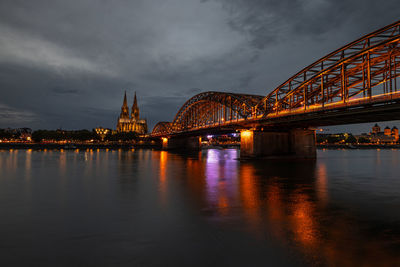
(0, 142, 160, 150)
(318, 144, 400, 149)
(2, 142, 399, 150)
(0, 143, 240, 150)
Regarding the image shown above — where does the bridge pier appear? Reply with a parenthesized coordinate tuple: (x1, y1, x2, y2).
(162, 136, 201, 151)
(240, 128, 316, 159)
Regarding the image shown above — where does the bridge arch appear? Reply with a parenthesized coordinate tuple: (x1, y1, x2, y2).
(152, 122, 173, 136)
(151, 91, 263, 135)
(257, 20, 400, 116)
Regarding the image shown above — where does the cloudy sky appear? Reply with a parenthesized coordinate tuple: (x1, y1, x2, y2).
(0, 0, 399, 133)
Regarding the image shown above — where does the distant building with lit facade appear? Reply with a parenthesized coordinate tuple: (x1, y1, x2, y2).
(94, 127, 111, 141)
(0, 128, 32, 142)
(116, 92, 147, 134)
(371, 123, 381, 134)
(369, 123, 399, 143)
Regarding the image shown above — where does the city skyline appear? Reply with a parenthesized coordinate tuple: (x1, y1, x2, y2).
(0, 0, 400, 133)
(1, 2, 400, 265)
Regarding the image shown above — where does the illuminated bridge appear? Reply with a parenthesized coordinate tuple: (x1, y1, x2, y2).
(152, 20, 400, 159)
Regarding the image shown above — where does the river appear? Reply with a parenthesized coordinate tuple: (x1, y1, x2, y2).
(1, 148, 400, 266)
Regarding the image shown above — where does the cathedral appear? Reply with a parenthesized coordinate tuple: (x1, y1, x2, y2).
(116, 92, 148, 134)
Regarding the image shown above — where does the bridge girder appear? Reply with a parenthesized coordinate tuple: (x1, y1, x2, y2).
(257, 20, 400, 117)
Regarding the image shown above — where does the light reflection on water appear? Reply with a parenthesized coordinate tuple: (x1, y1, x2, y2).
(0, 148, 400, 266)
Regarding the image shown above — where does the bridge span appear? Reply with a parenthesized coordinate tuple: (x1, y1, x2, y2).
(151, 20, 400, 159)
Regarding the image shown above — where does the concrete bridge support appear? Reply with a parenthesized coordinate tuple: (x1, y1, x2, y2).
(162, 136, 201, 151)
(240, 128, 316, 159)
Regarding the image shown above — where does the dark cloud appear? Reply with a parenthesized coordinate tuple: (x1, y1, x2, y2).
(0, 0, 399, 133)
(141, 95, 188, 127)
(51, 87, 79, 95)
(214, 0, 399, 49)
(238, 74, 254, 89)
(0, 104, 38, 127)
(186, 88, 203, 94)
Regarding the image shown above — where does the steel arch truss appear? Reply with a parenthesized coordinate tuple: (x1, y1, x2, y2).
(152, 92, 263, 135)
(152, 122, 173, 136)
(257, 20, 400, 116)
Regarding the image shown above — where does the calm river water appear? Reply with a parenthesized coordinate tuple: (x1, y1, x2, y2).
(1, 148, 400, 266)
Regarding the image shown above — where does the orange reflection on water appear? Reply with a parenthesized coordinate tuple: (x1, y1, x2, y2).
(316, 163, 328, 206)
(185, 153, 207, 206)
(239, 164, 261, 232)
(216, 180, 230, 216)
(6, 149, 18, 171)
(218, 195, 229, 212)
(59, 150, 67, 175)
(290, 192, 318, 248)
(265, 181, 286, 241)
(25, 149, 32, 179)
(159, 151, 168, 205)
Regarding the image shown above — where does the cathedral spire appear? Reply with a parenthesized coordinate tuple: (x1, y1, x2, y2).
(133, 91, 138, 109)
(131, 91, 140, 120)
(118, 91, 130, 121)
(123, 91, 128, 107)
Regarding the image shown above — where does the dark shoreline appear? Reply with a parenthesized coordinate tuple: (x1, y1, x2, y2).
(0, 143, 159, 150)
(1, 142, 400, 150)
(317, 144, 400, 149)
